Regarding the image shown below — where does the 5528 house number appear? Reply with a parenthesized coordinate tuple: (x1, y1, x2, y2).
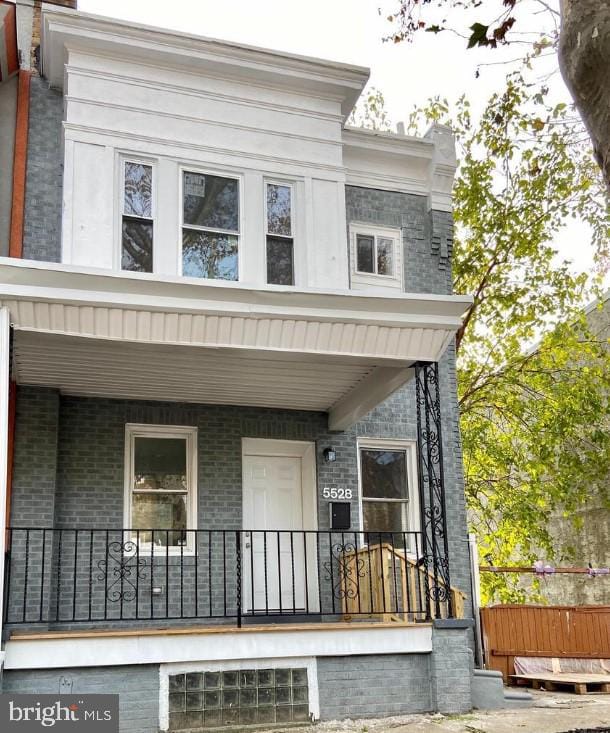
(322, 487, 353, 500)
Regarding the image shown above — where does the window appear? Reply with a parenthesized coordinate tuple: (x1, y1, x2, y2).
(182, 171, 240, 281)
(349, 225, 402, 290)
(121, 161, 154, 272)
(125, 425, 197, 551)
(356, 234, 394, 276)
(359, 440, 420, 549)
(266, 182, 294, 285)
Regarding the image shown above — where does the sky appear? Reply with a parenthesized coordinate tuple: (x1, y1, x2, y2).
(77, 0, 603, 289)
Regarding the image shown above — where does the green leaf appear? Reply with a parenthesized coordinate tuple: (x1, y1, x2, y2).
(468, 22, 489, 49)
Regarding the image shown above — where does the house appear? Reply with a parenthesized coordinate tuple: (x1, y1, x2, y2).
(0, 1, 474, 729)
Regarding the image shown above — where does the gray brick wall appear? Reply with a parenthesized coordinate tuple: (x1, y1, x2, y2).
(22, 76, 63, 262)
(317, 654, 431, 719)
(2, 665, 159, 733)
(345, 186, 453, 295)
(431, 626, 473, 713)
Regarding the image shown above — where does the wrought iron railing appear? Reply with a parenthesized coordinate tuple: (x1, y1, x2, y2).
(3, 528, 460, 627)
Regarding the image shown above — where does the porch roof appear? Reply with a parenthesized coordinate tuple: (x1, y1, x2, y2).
(0, 259, 471, 429)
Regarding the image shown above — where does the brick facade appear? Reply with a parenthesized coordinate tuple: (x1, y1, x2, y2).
(317, 654, 432, 719)
(22, 77, 63, 262)
(2, 665, 159, 733)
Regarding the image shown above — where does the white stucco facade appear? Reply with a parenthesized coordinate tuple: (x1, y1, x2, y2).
(40, 10, 455, 293)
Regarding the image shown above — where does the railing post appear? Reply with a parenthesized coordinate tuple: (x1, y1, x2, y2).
(415, 361, 453, 618)
(235, 530, 242, 628)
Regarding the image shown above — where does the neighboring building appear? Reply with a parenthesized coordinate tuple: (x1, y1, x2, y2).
(0, 2, 474, 729)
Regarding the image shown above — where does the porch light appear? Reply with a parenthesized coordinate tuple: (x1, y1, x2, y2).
(323, 447, 337, 463)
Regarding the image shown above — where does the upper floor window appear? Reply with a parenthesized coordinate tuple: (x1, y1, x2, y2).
(122, 161, 154, 272)
(266, 182, 294, 285)
(182, 171, 240, 281)
(349, 224, 402, 290)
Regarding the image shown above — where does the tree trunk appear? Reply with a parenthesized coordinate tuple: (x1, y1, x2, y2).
(559, 1, 610, 188)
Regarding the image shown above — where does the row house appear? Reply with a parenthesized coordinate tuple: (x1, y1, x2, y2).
(0, 1, 474, 730)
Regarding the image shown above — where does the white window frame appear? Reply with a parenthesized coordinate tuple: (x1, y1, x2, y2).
(356, 437, 421, 554)
(123, 423, 198, 556)
(179, 166, 243, 282)
(116, 155, 157, 273)
(349, 223, 403, 290)
(264, 179, 296, 287)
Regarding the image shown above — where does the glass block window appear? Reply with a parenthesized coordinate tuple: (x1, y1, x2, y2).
(266, 182, 294, 286)
(182, 171, 240, 281)
(121, 161, 154, 272)
(168, 667, 309, 730)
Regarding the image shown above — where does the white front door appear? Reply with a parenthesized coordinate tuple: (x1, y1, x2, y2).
(242, 453, 307, 613)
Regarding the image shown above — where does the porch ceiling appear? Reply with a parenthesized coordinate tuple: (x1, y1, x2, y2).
(13, 331, 375, 412)
(0, 259, 472, 427)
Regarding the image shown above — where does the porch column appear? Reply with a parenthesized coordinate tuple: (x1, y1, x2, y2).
(0, 307, 10, 641)
(414, 361, 453, 618)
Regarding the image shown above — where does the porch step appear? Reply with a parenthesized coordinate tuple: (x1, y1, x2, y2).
(471, 668, 533, 710)
(241, 613, 323, 625)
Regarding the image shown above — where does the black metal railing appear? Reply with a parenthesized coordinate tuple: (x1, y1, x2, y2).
(3, 528, 457, 627)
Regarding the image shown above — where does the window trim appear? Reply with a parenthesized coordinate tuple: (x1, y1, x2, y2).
(123, 423, 198, 555)
(264, 179, 296, 287)
(117, 155, 157, 273)
(356, 438, 421, 552)
(349, 223, 403, 290)
(179, 166, 243, 282)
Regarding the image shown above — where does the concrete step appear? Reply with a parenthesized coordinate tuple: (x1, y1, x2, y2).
(471, 668, 533, 710)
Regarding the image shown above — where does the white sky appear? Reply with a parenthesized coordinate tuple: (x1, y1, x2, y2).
(77, 0, 603, 287)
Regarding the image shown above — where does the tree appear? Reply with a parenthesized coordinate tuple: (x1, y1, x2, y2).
(348, 69, 610, 600)
(383, 0, 610, 188)
(559, 1, 610, 189)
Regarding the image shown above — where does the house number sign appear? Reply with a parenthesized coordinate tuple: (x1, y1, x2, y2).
(322, 487, 353, 500)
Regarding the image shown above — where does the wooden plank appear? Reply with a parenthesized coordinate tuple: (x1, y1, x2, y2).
(10, 619, 428, 641)
(510, 672, 610, 695)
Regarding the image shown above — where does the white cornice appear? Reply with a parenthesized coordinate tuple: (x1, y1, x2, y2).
(41, 9, 369, 119)
(0, 258, 472, 326)
(343, 127, 434, 160)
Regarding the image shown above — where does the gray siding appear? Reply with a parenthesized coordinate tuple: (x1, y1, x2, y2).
(22, 76, 63, 262)
(2, 665, 159, 733)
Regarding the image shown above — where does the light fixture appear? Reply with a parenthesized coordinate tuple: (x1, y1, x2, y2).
(323, 447, 337, 463)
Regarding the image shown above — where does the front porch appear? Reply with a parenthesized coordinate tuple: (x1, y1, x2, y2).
(0, 260, 471, 638)
(3, 527, 464, 630)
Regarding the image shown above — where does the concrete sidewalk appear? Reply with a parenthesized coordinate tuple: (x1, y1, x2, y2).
(267, 691, 610, 733)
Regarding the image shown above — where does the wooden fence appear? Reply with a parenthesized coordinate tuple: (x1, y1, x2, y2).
(481, 604, 610, 680)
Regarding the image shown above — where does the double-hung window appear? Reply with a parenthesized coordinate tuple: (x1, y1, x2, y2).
(182, 171, 240, 281)
(266, 182, 294, 286)
(349, 225, 402, 290)
(359, 440, 419, 550)
(121, 161, 154, 272)
(125, 425, 197, 551)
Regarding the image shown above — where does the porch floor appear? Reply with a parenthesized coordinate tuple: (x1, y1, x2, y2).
(8, 619, 427, 641)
